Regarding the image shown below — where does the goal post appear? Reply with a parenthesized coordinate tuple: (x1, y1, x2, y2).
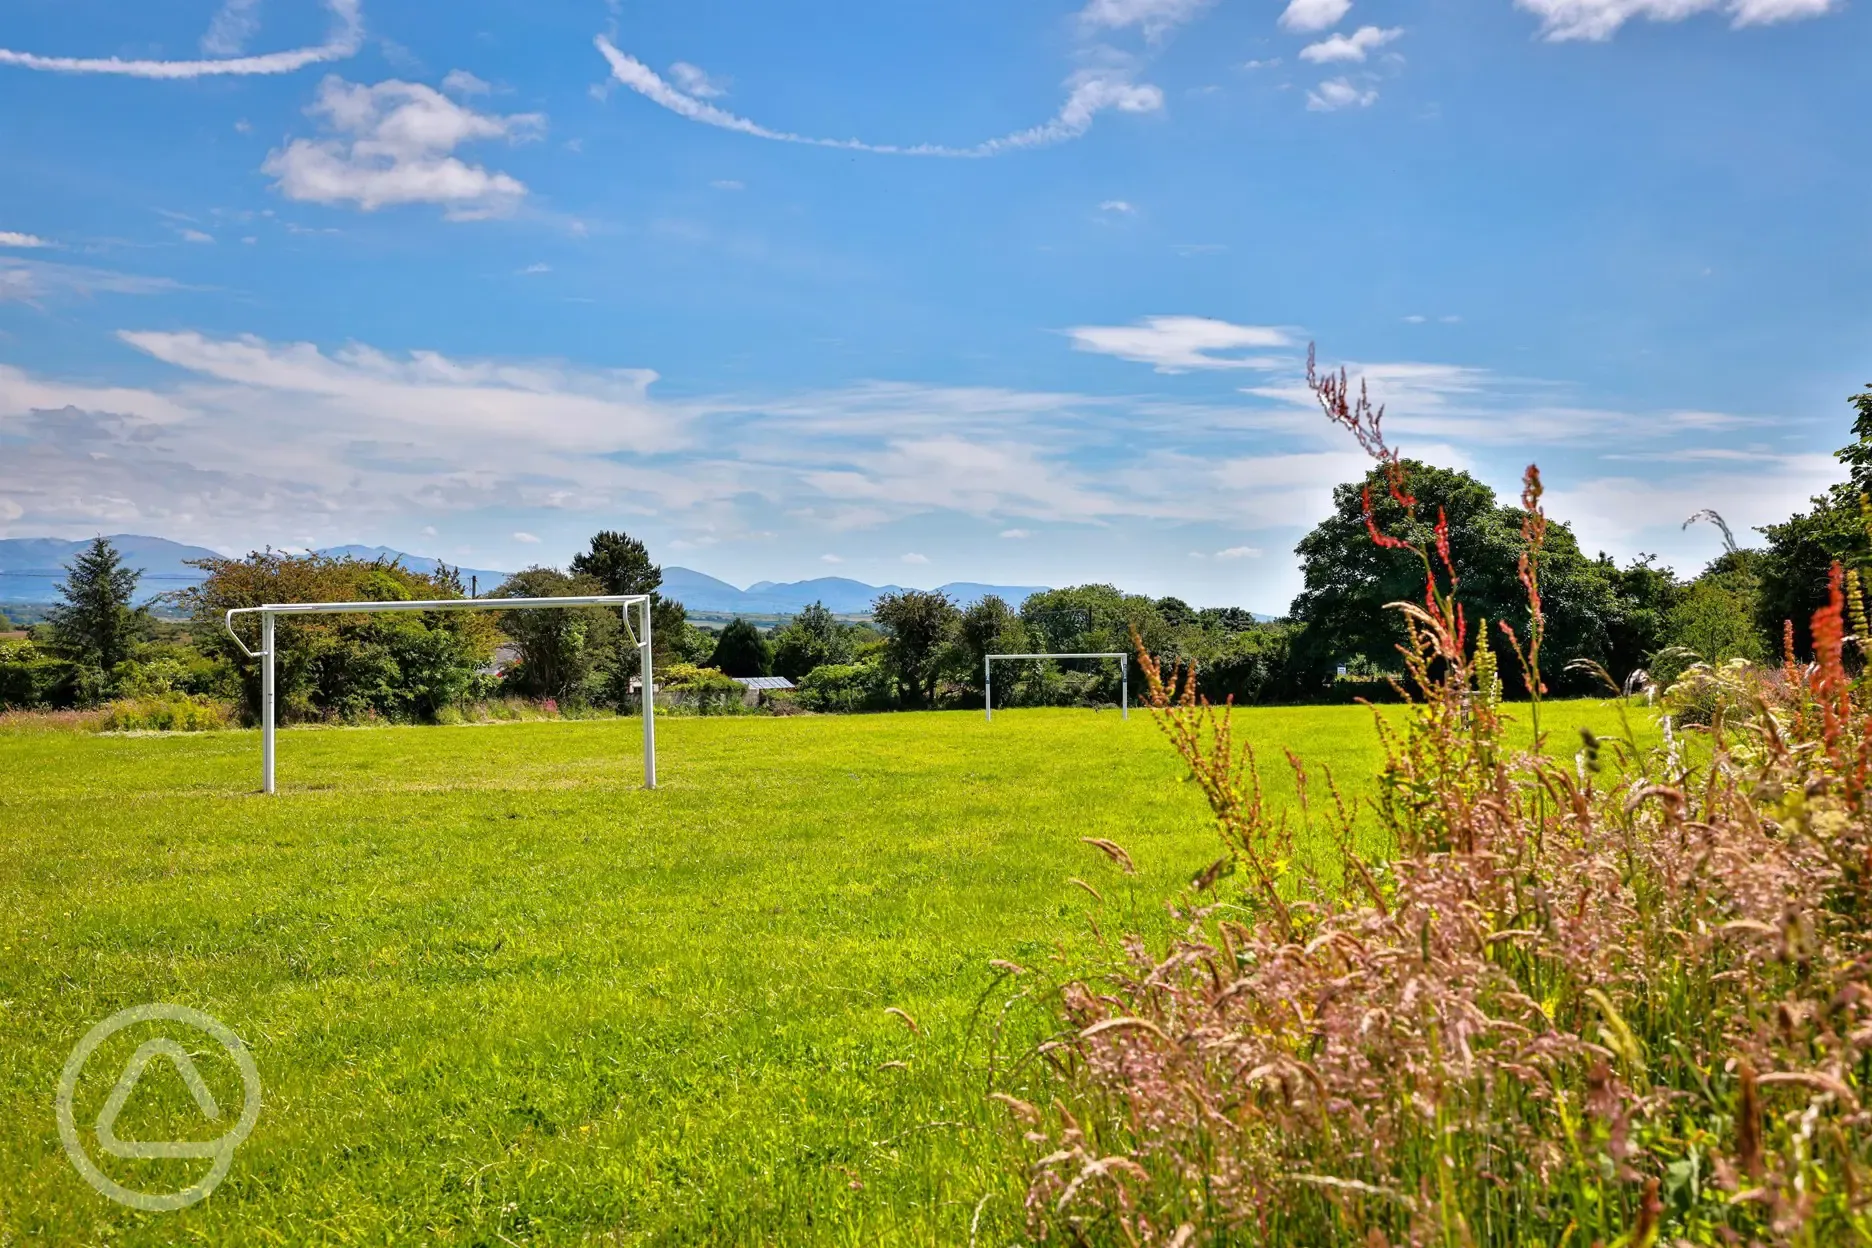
(222, 594, 657, 795)
(984, 652, 1128, 723)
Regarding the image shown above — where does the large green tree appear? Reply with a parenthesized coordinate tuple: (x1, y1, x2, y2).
(49, 536, 142, 680)
(873, 589, 959, 708)
(1289, 461, 1621, 695)
(570, 530, 660, 596)
(496, 567, 615, 700)
(770, 602, 855, 681)
(708, 618, 773, 678)
(1755, 386, 1872, 655)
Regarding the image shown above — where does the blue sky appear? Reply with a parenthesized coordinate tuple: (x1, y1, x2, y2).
(0, 0, 1866, 610)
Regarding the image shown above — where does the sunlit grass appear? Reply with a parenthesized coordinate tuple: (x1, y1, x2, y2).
(0, 700, 1644, 1245)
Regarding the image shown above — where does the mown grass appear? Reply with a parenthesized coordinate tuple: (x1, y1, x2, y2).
(0, 701, 1640, 1245)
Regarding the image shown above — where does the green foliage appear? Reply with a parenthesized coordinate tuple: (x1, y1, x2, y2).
(1756, 487, 1871, 656)
(0, 638, 76, 710)
(1290, 461, 1622, 695)
(46, 536, 142, 696)
(1834, 383, 1872, 497)
(495, 567, 615, 701)
(708, 617, 773, 677)
(770, 602, 858, 680)
(873, 589, 959, 707)
(655, 661, 745, 713)
(796, 660, 896, 712)
(569, 529, 661, 596)
(180, 550, 498, 723)
(953, 595, 1029, 698)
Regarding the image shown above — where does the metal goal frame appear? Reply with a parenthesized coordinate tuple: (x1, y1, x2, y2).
(984, 652, 1128, 722)
(222, 594, 656, 794)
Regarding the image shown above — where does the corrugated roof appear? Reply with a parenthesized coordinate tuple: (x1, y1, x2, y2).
(730, 675, 796, 690)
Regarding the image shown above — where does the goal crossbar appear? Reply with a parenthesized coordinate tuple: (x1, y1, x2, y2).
(984, 652, 1128, 722)
(222, 594, 656, 795)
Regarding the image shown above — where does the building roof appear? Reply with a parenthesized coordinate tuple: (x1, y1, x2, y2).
(730, 675, 795, 690)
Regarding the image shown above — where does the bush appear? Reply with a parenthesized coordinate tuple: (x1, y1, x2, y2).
(657, 662, 745, 715)
(0, 640, 76, 710)
(796, 662, 894, 713)
(98, 693, 236, 732)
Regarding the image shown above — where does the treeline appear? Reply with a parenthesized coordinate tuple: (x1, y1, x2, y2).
(5, 382, 1867, 722)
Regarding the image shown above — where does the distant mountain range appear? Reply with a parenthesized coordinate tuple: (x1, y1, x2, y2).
(0, 535, 1048, 614)
(660, 567, 1049, 615)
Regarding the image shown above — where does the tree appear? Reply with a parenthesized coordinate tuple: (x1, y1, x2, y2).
(1596, 554, 1684, 686)
(180, 550, 496, 721)
(1289, 461, 1621, 695)
(709, 617, 772, 677)
(771, 602, 856, 681)
(48, 536, 141, 683)
(873, 589, 959, 708)
(570, 530, 661, 596)
(952, 595, 1030, 697)
(496, 567, 614, 700)
(1756, 385, 1872, 655)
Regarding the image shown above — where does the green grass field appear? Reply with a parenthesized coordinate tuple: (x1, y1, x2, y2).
(0, 701, 1643, 1245)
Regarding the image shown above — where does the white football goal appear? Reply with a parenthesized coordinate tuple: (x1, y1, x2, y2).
(984, 652, 1128, 722)
(223, 594, 656, 794)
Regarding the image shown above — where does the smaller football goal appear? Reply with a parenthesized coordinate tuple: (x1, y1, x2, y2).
(223, 594, 656, 795)
(984, 652, 1128, 722)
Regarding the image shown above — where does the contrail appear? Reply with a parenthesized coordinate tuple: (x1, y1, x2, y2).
(594, 35, 1162, 159)
(0, 0, 362, 79)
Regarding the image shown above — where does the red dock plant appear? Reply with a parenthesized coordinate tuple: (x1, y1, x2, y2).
(1002, 348, 1872, 1245)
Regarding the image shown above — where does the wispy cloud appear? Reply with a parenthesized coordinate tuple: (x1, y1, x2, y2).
(1098, 199, 1138, 214)
(1067, 316, 1292, 372)
(0, 258, 180, 303)
(1078, 0, 1218, 39)
(1300, 26, 1403, 62)
(668, 61, 727, 98)
(264, 75, 544, 217)
(1279, 0, 1353, 34)
(0, 0, 362, 78)
(1517, 0, 1838, 40)
(1307, 77, 1378, 111)
(0, 231, 50, 249)
(594, 37, 1162, 158)
(202, 0, 264, 56)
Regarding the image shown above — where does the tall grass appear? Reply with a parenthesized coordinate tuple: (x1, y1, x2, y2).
(1009, 362, 1872, 1245)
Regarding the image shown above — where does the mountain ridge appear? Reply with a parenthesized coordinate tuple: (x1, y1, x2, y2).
(0, 535, 1051, 613)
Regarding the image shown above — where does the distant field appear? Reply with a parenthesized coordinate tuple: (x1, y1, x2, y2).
(0, 701, 1645, 1245)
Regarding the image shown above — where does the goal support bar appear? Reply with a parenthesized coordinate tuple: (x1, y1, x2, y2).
(984, 652, 1128, 722)
(223, 594, 656, 795)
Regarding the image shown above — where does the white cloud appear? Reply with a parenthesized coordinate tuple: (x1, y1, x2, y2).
(1067, 316, 1292, 373)
(1280, 0, 1353, 33)
(901, 552, 930, 564)
(820, 553, 844, 563)
(594, 36, 1162, 158)
(115, 329, 683, 453)
(710, 179, 745, 191)
(0, 231, 49, 248)
(520, 262, 551, 274)
(264, 75, 544, 217)
(1215, 545, 1262, 559)
(0, 0, 362, 78)
(512, 531, 540, 543)
(203, 0, 264, 56)
(1000, 528, 1032, 539)
(1098, 199, 1137, 214)
(1242, 57, 1282, 69)
(1307, 77, 1378, 110)
(441, 69, 491, 95)
(0, 257, 179, 303)
(1078, 0, 1218, 38)
(1300, 26, 1403, 62)
(1517, 0, 1836, 39)
(180, 228, 215, 244)
(668, 61, 726, 98)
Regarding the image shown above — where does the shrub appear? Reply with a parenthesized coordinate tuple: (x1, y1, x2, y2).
(797, 662, 894, 713)
(1002, 363, 1872, 1246)
(0, 640, 77, 710)
(99, 693, 236, 732)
